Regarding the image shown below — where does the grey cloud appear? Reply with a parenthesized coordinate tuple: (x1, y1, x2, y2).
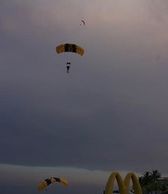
(1, 0, 168, 175)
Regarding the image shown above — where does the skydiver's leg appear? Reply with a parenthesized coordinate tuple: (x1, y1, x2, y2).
(66, 65, 70, 73)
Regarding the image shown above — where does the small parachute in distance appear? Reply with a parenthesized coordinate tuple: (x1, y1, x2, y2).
(38, 177, 68, 191)
(56, 43, 84, 56)
(80, 20, 86, 25)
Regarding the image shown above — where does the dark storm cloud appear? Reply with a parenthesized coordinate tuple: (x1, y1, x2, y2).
(1, 0, 168, 175)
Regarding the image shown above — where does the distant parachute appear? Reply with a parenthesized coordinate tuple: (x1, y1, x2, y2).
(38, 177, 68, 191)
(56, 43, 84, 73)
(56, 43, 84, 56)
(80, 20, 86, 25)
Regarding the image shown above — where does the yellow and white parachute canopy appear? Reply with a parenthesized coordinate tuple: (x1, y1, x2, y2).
(38, 177, 68, 191)
(56, 43, 84, 56)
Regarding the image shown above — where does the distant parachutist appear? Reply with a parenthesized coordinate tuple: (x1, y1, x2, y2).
(66, 62, 71, 73)
(56, 43, 84, 73)
(80, 20, 86, 25)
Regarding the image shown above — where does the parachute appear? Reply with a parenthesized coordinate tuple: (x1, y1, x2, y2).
(56, 43, 84, 73)
(56, 43, 84, 56)
(38, 177, 68, 191)
(80, 20, 86, 25)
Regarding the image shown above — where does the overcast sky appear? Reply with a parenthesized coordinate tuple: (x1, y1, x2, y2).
(1, 0, 168, 193)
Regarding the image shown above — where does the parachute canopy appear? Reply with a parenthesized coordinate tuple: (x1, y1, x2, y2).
(56, 43, 84, 56)
(38, 177, 68, 191)
(80, 20, 86, 25)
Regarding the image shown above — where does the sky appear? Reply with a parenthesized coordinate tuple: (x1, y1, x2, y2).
(1, 0, 168, 193)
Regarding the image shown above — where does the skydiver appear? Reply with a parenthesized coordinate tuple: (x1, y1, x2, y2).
(66, 62, 71, 73)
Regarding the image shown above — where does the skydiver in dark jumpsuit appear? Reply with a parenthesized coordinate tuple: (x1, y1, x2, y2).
(66, 62, 71, 73)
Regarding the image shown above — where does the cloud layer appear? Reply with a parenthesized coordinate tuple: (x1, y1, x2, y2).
(1, 0, 168, 176)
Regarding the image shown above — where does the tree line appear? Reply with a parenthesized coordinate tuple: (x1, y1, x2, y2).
(139, 170, 168, 194)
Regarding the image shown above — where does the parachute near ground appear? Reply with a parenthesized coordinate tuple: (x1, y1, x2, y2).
(38, 177, 68, 191)
(56, 43, 84, 56)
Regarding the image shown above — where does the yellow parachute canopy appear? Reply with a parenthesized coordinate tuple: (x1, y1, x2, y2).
(38, 177, 68, 191)
(56, 43, 84, 56)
